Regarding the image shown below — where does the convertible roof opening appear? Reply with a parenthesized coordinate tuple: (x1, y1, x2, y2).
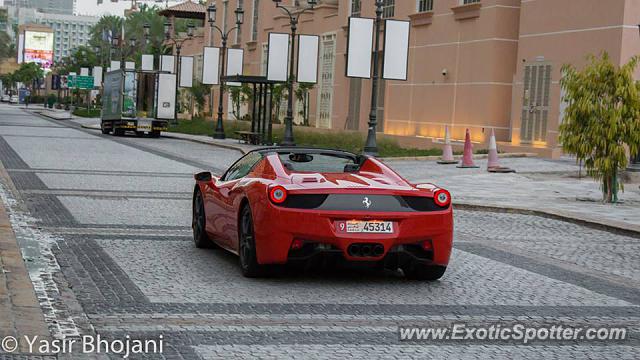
(258, 148, 361, 173)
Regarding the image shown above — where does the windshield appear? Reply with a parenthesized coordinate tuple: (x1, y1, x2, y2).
(278, 153, 358, 173)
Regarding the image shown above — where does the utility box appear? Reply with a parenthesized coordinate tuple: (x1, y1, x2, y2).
(101, 69, 168, 137)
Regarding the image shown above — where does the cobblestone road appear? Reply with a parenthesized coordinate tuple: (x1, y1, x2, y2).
(0, 104, 638, 359)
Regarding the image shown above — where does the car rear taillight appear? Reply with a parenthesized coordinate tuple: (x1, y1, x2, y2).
(269, 186, 288, 204)
(433, 189, 451, 207)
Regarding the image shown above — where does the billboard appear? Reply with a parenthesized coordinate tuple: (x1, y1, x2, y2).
(23, 31, 54, 70)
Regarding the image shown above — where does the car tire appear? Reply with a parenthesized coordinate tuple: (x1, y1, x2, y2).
(113, 128, 125, 136)
(403, 263, 447, 281)
(150, 130, 161, 138)
(193, 190, 215, 249)
(239, 205, 267, 278)
(101, 127, 110, 135)
(135, 131, 145, 137)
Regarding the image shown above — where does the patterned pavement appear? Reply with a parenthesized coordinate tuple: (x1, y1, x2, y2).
(0, 104, 638, 359)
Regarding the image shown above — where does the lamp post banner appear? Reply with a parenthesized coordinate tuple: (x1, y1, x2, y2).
(346, 17, 375, 79)
(226, 48, 244, 87)
(297, 35, 319, 84)
(141, 54, 154, 71)
(179, 56, 194, 88)
(92, 67, 103, 88)
(202, 47, 221, 85)
(267, 32, 290, 82)
(382, 20, 410, 81)
(160, 55, 175, 73)
(110, 61, 121, 71)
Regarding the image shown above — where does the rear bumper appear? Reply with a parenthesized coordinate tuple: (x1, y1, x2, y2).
(251, 201, 453, 266)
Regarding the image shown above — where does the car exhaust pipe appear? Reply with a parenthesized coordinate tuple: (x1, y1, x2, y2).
(373, 244, 384, 256)
(348, 244, 361, 257)
(361, 245, 372, 257)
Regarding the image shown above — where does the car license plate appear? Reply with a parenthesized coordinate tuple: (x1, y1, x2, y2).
(337, 221, 393, 234)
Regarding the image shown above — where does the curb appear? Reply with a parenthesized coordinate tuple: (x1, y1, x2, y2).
(0, 173, 51, 346)
(380, 153, 537, 162)
(80, 124, 251, 154)
(454, 202, 640, 237)
(30, 110, 73, 120)
(162, 132, 250, 154)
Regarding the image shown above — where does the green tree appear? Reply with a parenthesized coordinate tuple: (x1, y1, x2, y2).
(14, 62, 45, 92)
(229, 84, 252, 120)
(560, 53, 640, 203)
(188, 80, 211, 116)
(0, 72, 16, 93)
(53, 46, 99, 75)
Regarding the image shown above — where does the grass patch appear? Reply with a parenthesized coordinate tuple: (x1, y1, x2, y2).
(72, 108, 102, 118)
(169, 118, 442, 157)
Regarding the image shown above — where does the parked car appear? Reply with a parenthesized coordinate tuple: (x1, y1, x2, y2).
(10, 95, 19, 104)
(1, 94, 9, 102)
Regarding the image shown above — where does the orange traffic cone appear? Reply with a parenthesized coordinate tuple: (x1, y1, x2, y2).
(437, 125, 457, 165)
(486, 128, 516, 173)
(457, 129, 479, 168)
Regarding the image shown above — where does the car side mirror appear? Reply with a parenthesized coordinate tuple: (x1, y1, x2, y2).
(194, 171, 213, 182)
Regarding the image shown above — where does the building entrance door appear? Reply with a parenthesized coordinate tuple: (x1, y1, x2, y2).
(520, 63, 551, 143)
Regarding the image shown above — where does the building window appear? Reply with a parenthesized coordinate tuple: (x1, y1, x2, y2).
(462, 0, 480, 4)
(260, 43, 268, 75)
(382, 0, 395, 18)
(251, 0, 259, 41)
(317, 33, 336, 129)
(417, 0, 433, 12)
(223, 0, 229, 32)
(350, 0, 361, 17)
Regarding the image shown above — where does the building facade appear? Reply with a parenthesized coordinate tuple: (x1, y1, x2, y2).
(36, 13, 99, 62)
(3, 0, 75, 15)
(198, 0, 640, 157)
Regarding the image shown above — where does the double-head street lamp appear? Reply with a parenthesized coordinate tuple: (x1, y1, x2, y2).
(363, 0, 384, 156)
(272, 0, 317, 146)
(163, 21, 195, 124)
(111, 34, 138, 70)
(207, 4, 244, 139)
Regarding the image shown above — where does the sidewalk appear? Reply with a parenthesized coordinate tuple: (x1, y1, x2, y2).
(0, 186, 50, 353)
(74, 117, 640, 234)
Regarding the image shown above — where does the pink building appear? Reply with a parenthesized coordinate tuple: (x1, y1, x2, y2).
(181, 0, 640, 157)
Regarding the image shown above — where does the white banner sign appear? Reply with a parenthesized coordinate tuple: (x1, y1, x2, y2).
(346, 17, 374, 78)
(125, 61, 135, 70)
(267, 33, 290, 82)
(297, 35, 319, 84)
(202, 47, 220, 85)
(80, 67, 89, 76)
(180, 56, 194, 88)
(226, 48, 244, 86)
(141, 54, 154, 71)
(92, 66, 103, 87)
(160, 55, 175, 73)
(110, 61, 121, 71)
(383, 20, 410, 81)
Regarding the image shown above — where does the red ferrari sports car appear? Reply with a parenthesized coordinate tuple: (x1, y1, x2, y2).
(192, 147, 453, 280)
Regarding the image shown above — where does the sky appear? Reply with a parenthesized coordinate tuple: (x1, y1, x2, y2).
(75, 0, 185, 17)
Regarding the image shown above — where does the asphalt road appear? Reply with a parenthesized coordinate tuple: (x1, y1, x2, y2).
(0, 104, 638, 359)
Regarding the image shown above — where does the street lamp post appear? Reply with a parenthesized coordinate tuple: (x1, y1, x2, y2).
(207, 4, 244, 140)
(164, 21, 195, 125)
(272, 0, 317, 146)
(363, 0, 384, 156)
